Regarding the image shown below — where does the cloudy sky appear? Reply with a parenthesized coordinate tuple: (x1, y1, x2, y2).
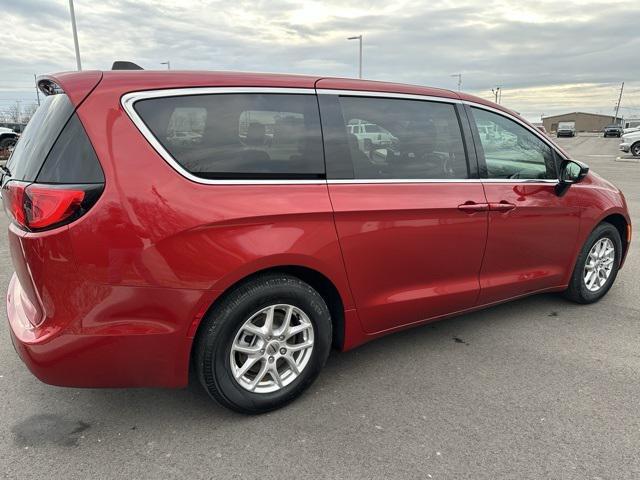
(1, 0, 639, 121)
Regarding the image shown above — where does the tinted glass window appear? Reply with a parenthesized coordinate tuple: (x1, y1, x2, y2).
(338, 96, 468, 179)
(37, 114, 104, 184)
(6, 94, 74, 181)
(472, 108, 557, 179)
(134, 94, 324, 179)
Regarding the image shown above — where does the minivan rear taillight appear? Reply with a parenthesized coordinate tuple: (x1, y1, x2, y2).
(3, 181, 103, 231)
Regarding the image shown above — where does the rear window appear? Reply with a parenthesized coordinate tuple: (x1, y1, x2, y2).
(134, 93, 325, 179)
(7, 94, 74, 181)
(37, 115, 104, 184)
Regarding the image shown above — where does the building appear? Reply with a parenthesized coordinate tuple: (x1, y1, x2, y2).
(542, 112, 622, 133)
(623, 118, 640, 129)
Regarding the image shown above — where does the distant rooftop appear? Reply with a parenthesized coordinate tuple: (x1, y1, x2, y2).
(542, 112, 621, 120)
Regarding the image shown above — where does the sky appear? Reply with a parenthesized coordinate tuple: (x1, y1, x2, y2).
(1, 0, 639, 122)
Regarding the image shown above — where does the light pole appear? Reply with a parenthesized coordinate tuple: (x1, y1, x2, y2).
(34, 74, 40, 106)
(68, 0, 82, 71)
(161, 61, 171, 70)
(347, 35, 362, 79)
(450, 73, 462, 91)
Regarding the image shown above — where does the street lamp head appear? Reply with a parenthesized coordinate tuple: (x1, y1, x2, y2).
(347, 35, 362, 40)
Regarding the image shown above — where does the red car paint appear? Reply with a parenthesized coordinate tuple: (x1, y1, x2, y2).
(4, 71, 631, 388)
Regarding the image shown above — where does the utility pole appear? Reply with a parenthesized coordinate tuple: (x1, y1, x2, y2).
(347, 35, 363, 78)
(492, 87, 501, 104)
(450, 73, 462, 91)
(68, 0, 82, 70)
(34, 74, 40, 106)
(614, 82, 624, 124)
(15, 101, 22, 124)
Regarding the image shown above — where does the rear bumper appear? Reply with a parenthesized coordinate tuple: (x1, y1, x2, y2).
(7, 273, 209, 388)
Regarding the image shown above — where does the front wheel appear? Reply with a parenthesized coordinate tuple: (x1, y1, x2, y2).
(631, 142, 640, 157)
(564, 222, 622, 304)
(194, 273, 332, 414)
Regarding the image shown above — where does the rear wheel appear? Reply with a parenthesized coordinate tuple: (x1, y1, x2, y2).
(0, 136, 17, 149)
(195, 273, 332, 414)
(564, 223, 622, 304)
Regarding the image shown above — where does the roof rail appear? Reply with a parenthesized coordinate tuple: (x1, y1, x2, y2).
(111, 61, 144, 71)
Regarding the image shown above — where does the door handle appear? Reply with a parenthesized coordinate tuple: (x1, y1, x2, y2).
(458, 201, 489, 213)
(489, 201, 516, 212)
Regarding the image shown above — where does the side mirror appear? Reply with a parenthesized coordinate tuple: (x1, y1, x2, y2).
(556, 159, 589, 195)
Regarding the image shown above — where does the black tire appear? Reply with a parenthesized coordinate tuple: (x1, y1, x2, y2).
(194, 273, 332, 414)
(564, 222, 622, 304)
(631, 142, 640, 157)
(0, 136, 17, 149)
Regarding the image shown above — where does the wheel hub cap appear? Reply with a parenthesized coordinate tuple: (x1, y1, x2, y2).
(583, 237, 615, 292)
(230, 304, 314, 393)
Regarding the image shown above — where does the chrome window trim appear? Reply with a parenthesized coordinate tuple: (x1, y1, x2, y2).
(316, 88, 462, 105)
(121, 87, 325, 185)
(121, 86, 565, 186)
(327, 178, 558, 184)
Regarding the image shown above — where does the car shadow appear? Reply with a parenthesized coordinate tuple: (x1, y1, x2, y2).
(8, 291, 583, 445)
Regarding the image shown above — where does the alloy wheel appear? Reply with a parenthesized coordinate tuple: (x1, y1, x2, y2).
(230, 304, 314, 393)
(583, 237, 615, 292)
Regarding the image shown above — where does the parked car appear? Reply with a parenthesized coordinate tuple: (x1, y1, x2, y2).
(556, 122, 576, 137)
(620, 130, 640, 157)
(0, 126, 18, 150)
(348, 121, 398, 150)
(167, 130, 203, 146)
(623, 126, 640, 135)
(2, 70, 632, 414)
(603, 124, 623, 137)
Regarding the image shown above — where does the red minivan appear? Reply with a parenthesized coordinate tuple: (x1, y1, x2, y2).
(2, 70, 631, 413)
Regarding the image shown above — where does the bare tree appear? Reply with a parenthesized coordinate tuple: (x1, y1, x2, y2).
(21, 103, 39, 123)
(6, 102, 21, 123)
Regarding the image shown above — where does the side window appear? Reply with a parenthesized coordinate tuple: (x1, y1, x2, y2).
(472, 108, 557, 179)
(134, 93, 324, 179)
(338, 96, 468, 179)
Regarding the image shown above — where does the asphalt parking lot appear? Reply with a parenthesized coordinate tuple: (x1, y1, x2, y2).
(1, 134, 639, 480)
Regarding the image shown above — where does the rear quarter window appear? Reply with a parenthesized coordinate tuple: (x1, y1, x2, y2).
(7, 94, 74, 181)
(133, 93, 325, 179)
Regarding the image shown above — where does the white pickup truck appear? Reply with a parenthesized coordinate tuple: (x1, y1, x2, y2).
(620, 130, 640, 157)
(0, 127, 19, 150)
(347, 122, 398, 150)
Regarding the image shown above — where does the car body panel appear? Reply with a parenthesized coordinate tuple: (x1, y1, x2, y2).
(478, 181, 581, 303)
(328, 182, 488, 334)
